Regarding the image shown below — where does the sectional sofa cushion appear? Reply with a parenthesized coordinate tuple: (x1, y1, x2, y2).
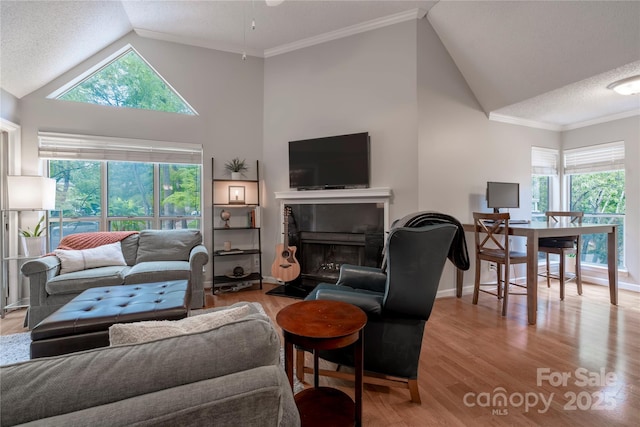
(136, 229, 202, 263)
(109, 304, 252, 345)
(124, 261, 190, 284)
(120, 233, 140, 265)
(45, 266, 130, 295)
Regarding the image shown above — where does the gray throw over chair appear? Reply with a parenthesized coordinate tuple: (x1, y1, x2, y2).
(303, 215, 464, 404)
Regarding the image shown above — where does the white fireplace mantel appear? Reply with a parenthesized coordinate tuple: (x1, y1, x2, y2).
(275, 187, 391, 202)
(275, 187, 393, 232)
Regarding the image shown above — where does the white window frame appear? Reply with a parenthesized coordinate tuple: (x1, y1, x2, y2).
(531, 147, 560, 214)
(47, 44, 198, 116)
(40, 132, 204, 239)
(562, 141, 626, 272)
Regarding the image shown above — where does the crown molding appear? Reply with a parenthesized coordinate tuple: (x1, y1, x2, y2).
(264, 8, 427, 58)
(0, 118, 20, 133)
(488, 113, 562, 131)
(561, 109, 640, 131)
(135, 8, 427, 59)
(490, 108, 640, 132)
(134, 28, 264, 58)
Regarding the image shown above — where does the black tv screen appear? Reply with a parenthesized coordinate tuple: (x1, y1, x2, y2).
(486, 181, 520, 212)
(289, 132, 370, 190)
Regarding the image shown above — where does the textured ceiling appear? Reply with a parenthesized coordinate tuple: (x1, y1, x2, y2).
(1, 0, 639, 129)
(0, 1, 132, 100)
(492, 61, 640, 129)
(427, 0, 640, 128)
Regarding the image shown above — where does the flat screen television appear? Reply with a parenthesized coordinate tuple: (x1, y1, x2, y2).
(486, 181, 520, 213)
(289, 132, 370, 190)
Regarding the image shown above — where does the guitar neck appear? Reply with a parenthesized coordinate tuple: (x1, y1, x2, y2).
(283, 212, 289, 248)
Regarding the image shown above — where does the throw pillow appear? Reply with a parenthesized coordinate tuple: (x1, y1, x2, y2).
(56, 242, 127, 275)
(109, 304, 252, 346)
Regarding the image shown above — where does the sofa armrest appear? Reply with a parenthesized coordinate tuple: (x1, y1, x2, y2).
(189, 244, 209, 269)
(21, 256, 61, 307)
(188, 244, 209, 308)
(21, 255, 60, 276)
(336, 264, 387, 293)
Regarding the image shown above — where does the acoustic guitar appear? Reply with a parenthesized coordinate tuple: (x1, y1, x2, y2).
(271, 206, 301, 282)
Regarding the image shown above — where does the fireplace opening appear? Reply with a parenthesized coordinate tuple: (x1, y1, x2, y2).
(285, 202, 385, 288)
(298, 232, 383, 284)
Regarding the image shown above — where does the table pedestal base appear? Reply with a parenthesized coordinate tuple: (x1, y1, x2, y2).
(296, 387, 354, 427)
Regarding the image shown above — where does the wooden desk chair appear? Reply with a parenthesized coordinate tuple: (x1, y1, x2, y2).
(538, 211, 583, 300)
(472, 212, 528, 316)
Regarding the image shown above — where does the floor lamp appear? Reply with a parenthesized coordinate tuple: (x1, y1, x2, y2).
(1, 176, 55, 316)
(7, 176, 56, 255)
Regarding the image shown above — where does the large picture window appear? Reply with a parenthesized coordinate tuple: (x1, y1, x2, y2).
(40, 132, 203, 249)
(564, 142, 625, 268)
(48, 160, 201, 248)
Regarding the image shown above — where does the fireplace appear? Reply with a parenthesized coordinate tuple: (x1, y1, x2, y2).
(274, 188, 391, 290)
(296, 230, 384, 285)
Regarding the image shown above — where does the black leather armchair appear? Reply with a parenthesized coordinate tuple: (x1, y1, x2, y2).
(303, 222, 458, 403)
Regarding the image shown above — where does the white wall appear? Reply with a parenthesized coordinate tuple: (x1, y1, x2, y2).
(562, 116, 640, 289)
(18, 32, 264, 286)
(416, 18, 562, 293)
(263, 21, 419, 270)
(0, 89, 20, 124)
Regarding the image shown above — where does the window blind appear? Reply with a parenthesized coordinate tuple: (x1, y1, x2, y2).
(564, 141, 625, 175)
(531, 147, 558, 175)
(38, 132, 203, 164)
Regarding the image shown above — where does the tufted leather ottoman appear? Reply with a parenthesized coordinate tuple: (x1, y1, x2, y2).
(30, 280, 189, 359)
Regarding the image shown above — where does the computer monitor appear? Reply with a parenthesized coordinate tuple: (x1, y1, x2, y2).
(486, 182, 520, 213)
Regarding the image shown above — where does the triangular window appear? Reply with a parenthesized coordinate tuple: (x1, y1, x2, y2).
(52, 47, 196, 115)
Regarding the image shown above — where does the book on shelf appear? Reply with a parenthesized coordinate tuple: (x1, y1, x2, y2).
(247, 209, 256, 228)
(215, 248, 244, 255)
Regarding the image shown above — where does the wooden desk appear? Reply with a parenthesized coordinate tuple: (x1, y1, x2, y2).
(276, 300, 367, 427)
(459, 222, 618, 325)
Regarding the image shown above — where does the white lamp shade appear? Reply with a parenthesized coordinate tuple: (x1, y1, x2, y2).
(7, 176, 56, 210)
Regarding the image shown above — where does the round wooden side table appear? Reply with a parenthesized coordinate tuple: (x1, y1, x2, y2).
(276, 300, 367, 427)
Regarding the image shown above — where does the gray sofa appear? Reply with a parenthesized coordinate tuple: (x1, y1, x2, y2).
(21, 229, 209, 329)
(0, 303, 300, 427)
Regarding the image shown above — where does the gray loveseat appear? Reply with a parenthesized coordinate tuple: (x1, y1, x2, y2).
(21, 229, 209, 329)
(0, 303, 300, 427)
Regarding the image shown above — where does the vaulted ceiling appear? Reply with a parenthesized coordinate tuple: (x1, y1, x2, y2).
(1, 1, 639, 130)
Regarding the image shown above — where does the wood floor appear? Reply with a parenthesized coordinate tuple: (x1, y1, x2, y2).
(2, 280, 638, 426)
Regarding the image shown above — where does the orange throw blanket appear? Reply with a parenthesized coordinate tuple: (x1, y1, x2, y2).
(56, 231, 139, 251)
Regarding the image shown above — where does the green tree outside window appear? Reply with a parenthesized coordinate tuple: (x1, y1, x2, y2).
(570, 171, 625, 267)
(57, 49, 195, 115)
(48, 160, 201, 240)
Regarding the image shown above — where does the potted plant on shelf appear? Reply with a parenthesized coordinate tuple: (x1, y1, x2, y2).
(20, 216, 47, 257)
(225, 158, 249, 180)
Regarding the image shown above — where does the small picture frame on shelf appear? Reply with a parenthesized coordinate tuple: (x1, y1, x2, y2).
(229, 186, 245, 204)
